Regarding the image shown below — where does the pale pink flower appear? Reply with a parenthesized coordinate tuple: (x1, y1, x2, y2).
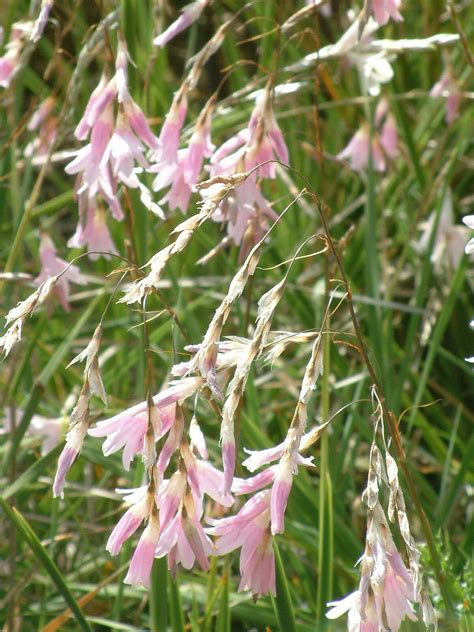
(208, 491, 276, 597)
(153, 1, 207, 48)
(89, 402, 175, 470)
(1, 409, 61, 456)
(124, 512, 160, 587)
(242, 444, 285, 472)
(463, 215, 474, 254)
(430, 68, 461, 125)
(35, 234, 87, 311)
(152, 86, 188, 166)
(66, 104, 122, 219)
(371, 0, 403, 25)
(75, 73, 113, 141)
(417, 189, 469, 270)
(107, 486, 157, 555)
(122, 96, 159, 150)
(0, 22, 33, 89)
(103, 118, 149, 189)
(232, 467, 276, 495)
(156, 487, 214, 574)
(158, 470, 187, 528)
(30, 415, 62, 455)
(375, 98, 398, 160)
(88, 377, 203, 469)
(210, 91, 288, 179)
(52, 418, 88, 498)
(68, 39, 159, 225)
(68, 204, 118, 260)
(189, 416, 208, 459)
(327, 506, 418, 631)
(155, 158, 193, 213)
(156, 407, 184, 473)
(327, 591, 379, 631)
(209, 178, 278, 259)
(338, 124, 386, 173)
(171, 337, 250, 378)
(180, 441, 234, 508)
(24, 97, 58, 159)
(233, 450, 313, 534)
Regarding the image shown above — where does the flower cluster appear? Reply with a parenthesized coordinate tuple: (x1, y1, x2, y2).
(205, 82, 288, 259)
(65, 39, 161, 259)
(327, 504, 419, 632)
(338, 97, 397, 173)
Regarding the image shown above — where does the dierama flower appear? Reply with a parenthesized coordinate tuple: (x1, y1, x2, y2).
(53, 384, 90, 498)
(107, 484, 157, 555)
(153, 1, 208, 48)
(430, 67, 461, 125)
(371, 0, 403, 26)
(89, 401, 175, 470)
(0, 22, 33, 89)
(337, 123, 386, 172)
(157, 506, 214, 574)
(67, 39, 160, 255)
(327, 503, 418, 632)
(124, 511, 160, 587)
(375, 97, 398, 159)
(1, 409, 62, 456)
(208, 490, 276, 597)
(68, 204, 118, 260)
(24, 96, 58, 159)
(35, 233, 87, 311)
(416, 189, 469, 270)
(88, 376, 203, 469)
(210, 86, 288, 179)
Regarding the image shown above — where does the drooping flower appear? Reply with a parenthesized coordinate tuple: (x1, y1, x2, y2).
(155, 465, 215, 575)
(88, 377, 203, 469)
(337, 123, 386, 173)
(208, 490, 276, 598)
(156, 494, 214, 575)
(66, 39, 161, 258)
(1, 409, 62, 456)
(375, 97, 398, 160)
(327, 504, 419, 632)
(107, 483, 158, 555)
(153, 1, 208, 48)
(416, 188, 469, 270)
(68, 203, 118, 260)
(53, 384, 90, 498)
(124, 511, 161, 587)
(430, 67, 462, 125)
(209, 85, 288, 179)
(327, 591, 379, 632)
(24, 96, 58, 159)
(0, 22, 33, 89)
(371, 0, 403, 26)
(35, 233, 87, 311)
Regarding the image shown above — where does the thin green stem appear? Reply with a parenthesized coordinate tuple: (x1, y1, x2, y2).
(150, 556, 168, 632)
(316, 258, 333, 622)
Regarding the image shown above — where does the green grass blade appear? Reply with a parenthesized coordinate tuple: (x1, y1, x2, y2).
(271, 541, 296, 632)
(0, 498, 92, 632)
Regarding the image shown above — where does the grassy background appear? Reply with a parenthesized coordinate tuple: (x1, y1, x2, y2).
(0, 0, 473, 630)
